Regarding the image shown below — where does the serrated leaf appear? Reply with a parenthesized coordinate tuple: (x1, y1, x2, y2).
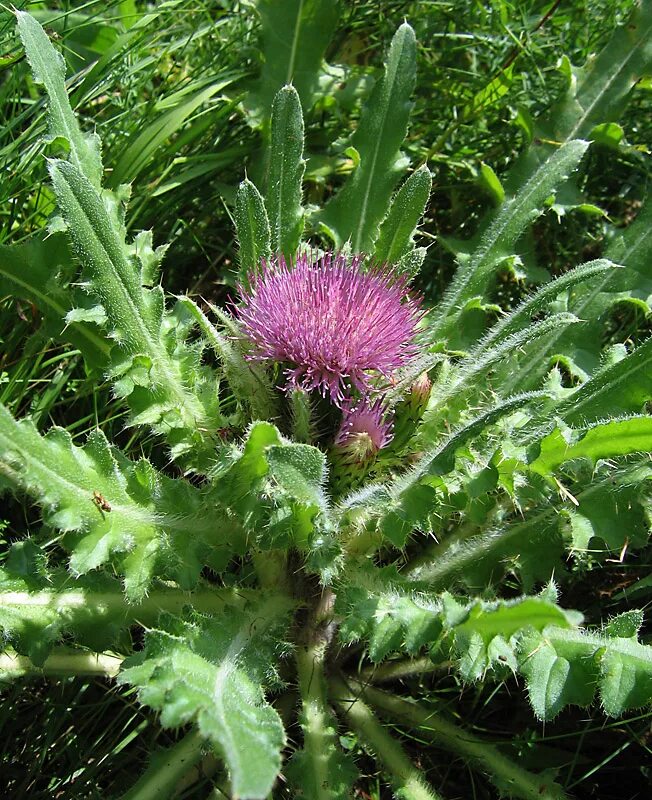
(118, 602, 292, 798)
(16, 11, 103, 187)
(0, 405, 226, 599)
(176, 297, 277, 422)
(530, 417, 652, 476)
(518, 626, 652, 719)
(555, 337, 652, 424)
(319, 23, 417, 252)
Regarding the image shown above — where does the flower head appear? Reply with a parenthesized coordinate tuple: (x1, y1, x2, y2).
(330, 399, 393, 490)
(235, 252, 422, 405)
(334, 398, 393, 461)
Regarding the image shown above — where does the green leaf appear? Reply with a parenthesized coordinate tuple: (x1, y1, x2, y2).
(319, 23, 417, 252)
(511, 200, 652, 392)
(530, 417, 652, 476)
(429, 140, 589, 342)
(235, 178, 272, 280)
(49, 159, 222, 464)
(16, 11, 103, 187)
(373, 166, 432, 267)
(266, 85, 306, 258)
(452, 592, 578, 681)
(0, 235, 111, 369)
(524, 0, 652, 172)
(0, 405, 226, 599)
(0, 549, 248, 665)
(555, 336, 652, 424)
(248, 0, 340, 123)
(118, 601, 292, 799)
(408, 460, 652, 592)
(473, 259, 616, 359)
(518, 625, 652, 719)
(266, 443, 327, 511)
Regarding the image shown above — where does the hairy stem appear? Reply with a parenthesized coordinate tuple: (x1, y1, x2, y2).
(0, 648, 123, 679)
(121, 730, 208, 800)
(296, 642, 335, 799)
(359, 682, 569, 800)
(252, 551, 290, 593)
(360, 656, 452, 684)
(330, 675, 444, 800)
(0, 586, 264, 624)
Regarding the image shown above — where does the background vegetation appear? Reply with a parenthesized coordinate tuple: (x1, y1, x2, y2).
(1, 1, 651, 798)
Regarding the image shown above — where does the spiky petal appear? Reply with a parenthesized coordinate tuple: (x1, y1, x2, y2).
(236, 252, 422, 405)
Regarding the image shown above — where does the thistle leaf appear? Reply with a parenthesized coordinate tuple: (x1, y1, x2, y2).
(529, 416, 652, 476)
(518, 625, 652, 720)
(319, 23, 417, 252)
(235, 178, 272, 280)
(0, 404, 228, 600)
(16, 11, 103, 187)
(118, 601, 292, 799)
(373, 165, 432, 268)
(266, 85, 306, 259)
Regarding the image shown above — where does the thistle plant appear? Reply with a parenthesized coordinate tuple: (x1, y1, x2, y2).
(2, 5, 652, 800)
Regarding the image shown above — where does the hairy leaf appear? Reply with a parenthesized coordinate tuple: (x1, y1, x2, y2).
(319, 23, 417, 252)
(373, 165, 432, 269)
(518, 624, 652, 719)
(0, 405, 227, 599)
(16, 10, 103, 187)
(118, 601, 292, 799)
(266, 85, 306, 259)
(235, 178, 272, 280)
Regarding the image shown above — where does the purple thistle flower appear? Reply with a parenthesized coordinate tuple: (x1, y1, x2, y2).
(235, 252, 423, 405)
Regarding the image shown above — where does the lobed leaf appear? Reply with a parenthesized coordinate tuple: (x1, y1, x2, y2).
(518, 624, 652, 720)
(0, 404, 228, 599)
(118, 601, 293, 799)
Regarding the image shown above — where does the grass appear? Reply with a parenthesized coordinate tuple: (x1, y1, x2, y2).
(1, 1, 651, 798)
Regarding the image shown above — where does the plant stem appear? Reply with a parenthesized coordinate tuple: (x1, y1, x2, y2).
(0, 586, 266, 624)
(358, 682, 569, 800)
(252, 550, 290, 593)
(296, 641, 336, 799)
(330, 675, 444, 800)
(360, 656, 452, 684)
(120, 730, 208, 800)
(0, 648, 123, 679)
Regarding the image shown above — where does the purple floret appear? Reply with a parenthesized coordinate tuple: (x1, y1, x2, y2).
(236, 252, 422, 405)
